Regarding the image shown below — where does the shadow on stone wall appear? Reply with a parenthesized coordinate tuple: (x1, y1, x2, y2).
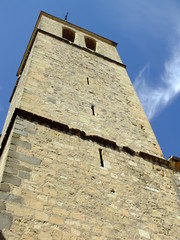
(0, 231, 6, 240)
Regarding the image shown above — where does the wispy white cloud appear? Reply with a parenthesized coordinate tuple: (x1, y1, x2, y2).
(113, 1, 180, 60)
(134, 41, 180, 120)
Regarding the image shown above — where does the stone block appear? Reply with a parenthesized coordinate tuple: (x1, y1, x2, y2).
(6, 162, 32, 172)
(71, 211, 85, 221)
(24, 126, 36, 135)
(6, 157, 19, 165)
(52, 207, 69, 217)
(0, 192, 9, 200)
(9, 145, 16, 151)
(62, 232, 71, 240)
(4, 166, 18, 175)
(7, 194, 24, 204)
(2, 174, 21, 186)
(15, 120, 36, 135)
(65, 219, 80, 227)
(13, 129, 28, 137)
(49, 215, 64, 225)
(19, 171, 30, 179)
(35, 211, 49, 222)
(0, 213, 13, 229)
(138, 229, 150, 239)
(8, 151, 41, 165)
(71, 228, 81, 236)
(38, 231, 52, 240)
(0, 183, 10, 192)
(11, 138, 31, 150)
(37, 194, 48, 202)
(27, 198, 43, 210)
(3, 231, 19, 240)
(43, 187, 57, 197)
(14, 123, 25, 131)
(23, 208, 34, 217)
(12, 133, 20, 139)
(0, 201, 6, 210)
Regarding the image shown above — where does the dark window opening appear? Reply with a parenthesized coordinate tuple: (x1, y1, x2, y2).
(91, 105, 95, 116)
(63, 28, 75, 42)
(99, 149, 104, 167)
(87, 77, 89, 85)
(85, 37, 96, 51)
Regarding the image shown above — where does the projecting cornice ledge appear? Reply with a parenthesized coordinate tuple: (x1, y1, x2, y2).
(139, 151, 180, 171)
(168, 156, 180, 171)
(0, 108, 179, 172)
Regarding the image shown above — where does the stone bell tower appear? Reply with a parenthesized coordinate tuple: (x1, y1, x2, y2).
(0, 11, 180, 239)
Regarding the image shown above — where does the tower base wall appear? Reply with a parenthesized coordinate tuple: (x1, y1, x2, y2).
(0, 115, 180, 239)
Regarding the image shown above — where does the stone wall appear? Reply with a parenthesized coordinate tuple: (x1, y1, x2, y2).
(0, 116, 180, 239)
(0, 41, 35, 147)
(12, 28, 162, 157)
(1, 13, 163, 157)
(38, 14, 122, 63)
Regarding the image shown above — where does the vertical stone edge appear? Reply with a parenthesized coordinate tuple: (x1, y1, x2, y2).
(0, 116, 39, 235)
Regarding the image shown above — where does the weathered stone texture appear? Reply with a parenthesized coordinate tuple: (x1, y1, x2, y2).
(0, 12, 180, 239)
(17, 31, 161, 157)
(0, 13, 162, 157)
(0, 44, 35, 146)
(0, 118, 179, 239)
(38, 14, 122, 63)
(0, 213, 13, 229)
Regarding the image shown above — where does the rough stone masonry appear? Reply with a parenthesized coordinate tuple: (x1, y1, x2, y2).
(0, 11, 180, 240)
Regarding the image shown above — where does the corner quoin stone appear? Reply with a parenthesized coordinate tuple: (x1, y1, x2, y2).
(0, 213, 13, 229)
(8, 151, 41, 165)
(2, 174, 21, 187)
(0, 201, 6, 210)
(0, 183, 10, 192)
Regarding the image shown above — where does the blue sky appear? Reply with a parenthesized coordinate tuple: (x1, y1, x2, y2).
(0, 0, 180, 158)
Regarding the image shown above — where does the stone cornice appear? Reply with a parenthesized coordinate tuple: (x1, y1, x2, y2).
(0, 108, 179, 172)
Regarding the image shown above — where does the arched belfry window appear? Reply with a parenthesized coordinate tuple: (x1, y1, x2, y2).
(62, 28, 75, 42)
(85, 37, 96, 51)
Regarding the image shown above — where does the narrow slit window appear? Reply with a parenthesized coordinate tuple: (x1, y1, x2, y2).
(62, 28, 75, 42)
(99, 149, 104, 167)
(87, 77, 89, 85)
(91, 105, 95, 116)
(85, 37, 96, 51)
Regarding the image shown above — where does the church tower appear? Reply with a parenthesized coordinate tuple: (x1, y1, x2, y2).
(0, 12, 180, 239)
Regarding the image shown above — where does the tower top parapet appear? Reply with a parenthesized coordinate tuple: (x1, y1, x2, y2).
(17, 11, 123, 76)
